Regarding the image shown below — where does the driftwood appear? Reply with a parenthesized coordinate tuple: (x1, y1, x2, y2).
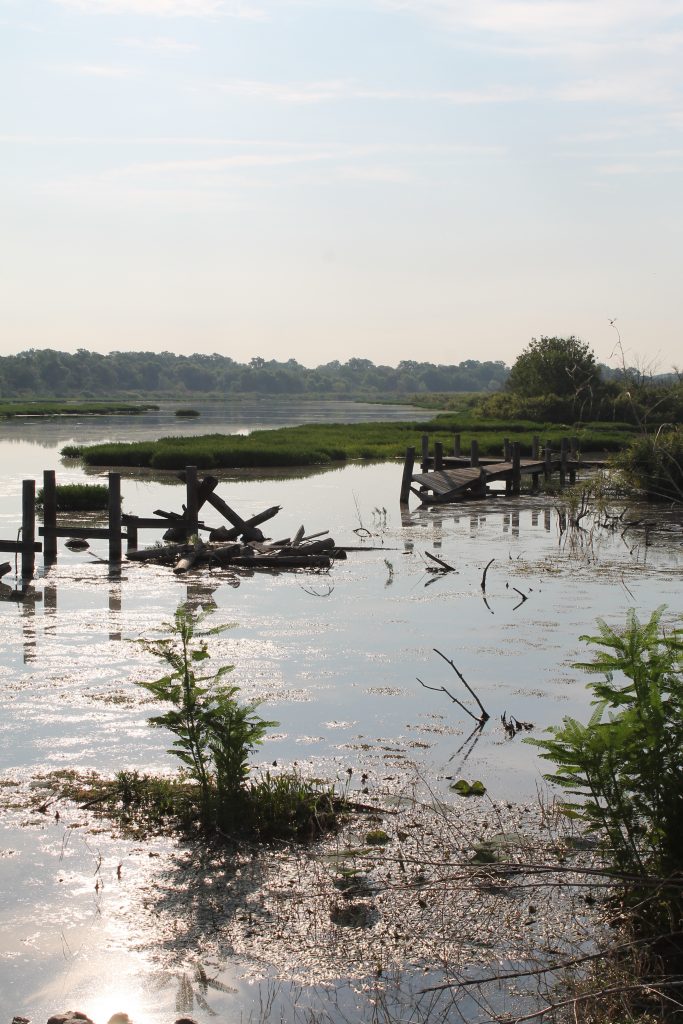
(0, 561, 11, 579)
(208, 505, 281, 542)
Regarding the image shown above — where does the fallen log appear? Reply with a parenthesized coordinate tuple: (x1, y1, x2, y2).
(127, 543, 192, 562)
(174, 540, 205, 575)
(208, 504, 281, 542)
(0, 561, 11, 579)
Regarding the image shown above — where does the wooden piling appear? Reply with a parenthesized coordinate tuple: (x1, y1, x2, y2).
(434, 441, 443, 471)
(532, 435, 540, 460)
(559, 438, 569, 487)
(421, 435, 430, 473)
(569, 436, 578, 484)
(185, 465, 199, 538)
(470, 439, 479, 467)
(22, 480, 36, 580)
(511, 442, 521, 495)
(126, 517, 138, 553)
(108, 473, 122, 563)
(544, 440, 552, 483)
(42, 469, 57, 564)
(400, 447, 415, 504)
(503, 437, 511, 461)
(453, 433, 461, 457)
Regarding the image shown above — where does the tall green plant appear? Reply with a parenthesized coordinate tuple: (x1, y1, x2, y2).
(137, 605, 275, 821)
(527, 608, 683, 898)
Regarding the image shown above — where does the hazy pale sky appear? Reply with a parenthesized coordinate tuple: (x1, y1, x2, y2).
(2, 0, 682, 370)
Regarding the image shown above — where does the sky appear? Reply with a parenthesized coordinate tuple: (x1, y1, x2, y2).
(1, 0, 682, 371)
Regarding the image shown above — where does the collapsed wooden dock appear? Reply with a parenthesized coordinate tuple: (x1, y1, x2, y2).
(401, 434, 586, 504)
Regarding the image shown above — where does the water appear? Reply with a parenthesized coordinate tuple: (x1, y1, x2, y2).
(0, 401, 681, 1022)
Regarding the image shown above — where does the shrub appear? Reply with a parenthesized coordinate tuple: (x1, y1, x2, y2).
(527, 607, 683, 924)
(612, 428, 683, 502)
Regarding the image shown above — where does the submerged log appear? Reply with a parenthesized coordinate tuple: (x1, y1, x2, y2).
(208, 504, 281, 542)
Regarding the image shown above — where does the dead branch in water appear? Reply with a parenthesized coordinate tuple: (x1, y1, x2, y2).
(418, 650, 490, 724)
(480, 558, 494, 593)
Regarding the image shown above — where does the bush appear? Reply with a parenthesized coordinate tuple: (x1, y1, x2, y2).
(527, 607, 683, 924)
(612, 428, 683, 502)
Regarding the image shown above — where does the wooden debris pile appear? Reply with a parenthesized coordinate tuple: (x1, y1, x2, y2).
(125, 473, 347, 575)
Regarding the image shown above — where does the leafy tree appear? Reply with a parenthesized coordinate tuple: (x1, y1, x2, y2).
(507, 336, 601, 405)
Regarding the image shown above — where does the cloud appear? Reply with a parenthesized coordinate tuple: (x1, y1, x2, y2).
(51, 0, 265, 18)
(120, 34, 200, 49)
(214, 77, 534, 105)
(69, 62, 138, 76)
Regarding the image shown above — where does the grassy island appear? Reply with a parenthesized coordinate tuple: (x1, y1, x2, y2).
(0, 400, 159, 418)
(65, 415, 640, 470)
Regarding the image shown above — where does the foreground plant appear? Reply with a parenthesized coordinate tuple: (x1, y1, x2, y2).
(136, 604, 345, 839)
(527, 607, 683, 922)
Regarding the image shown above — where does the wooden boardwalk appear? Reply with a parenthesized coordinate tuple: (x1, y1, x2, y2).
(401, 436, 582, 504)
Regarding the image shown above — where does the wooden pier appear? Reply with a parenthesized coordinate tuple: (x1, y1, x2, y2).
(400, 435, 582, 505)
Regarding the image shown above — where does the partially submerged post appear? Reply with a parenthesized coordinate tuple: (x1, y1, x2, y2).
(400, 447, 416, 505)
(470, 439, 479, 467)
(185, 465, 199, 538)
(22, 479, 36, 580)
(544, 440, 552, 483)
(503, 437, 511, 462)
(532, 435, 540, 460)
(421, 434, 430, 473)
(434, 441, 444, 471)
(511, 442, 521, 495)
(453, 433, 461, 457)
(559, 437, 569, 487)
(108, 473, 122, 564)
(42, 470, 57, 564)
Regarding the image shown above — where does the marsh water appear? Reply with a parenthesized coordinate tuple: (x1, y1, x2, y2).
(0, 400, 681, 1023)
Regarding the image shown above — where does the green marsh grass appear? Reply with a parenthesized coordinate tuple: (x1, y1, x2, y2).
(36, 482, 109, 512)
(0, 401, 158, 418)
(75, 416, 639, 470)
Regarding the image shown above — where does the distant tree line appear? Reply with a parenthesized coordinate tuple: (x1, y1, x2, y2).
(0, 349, 509, 399)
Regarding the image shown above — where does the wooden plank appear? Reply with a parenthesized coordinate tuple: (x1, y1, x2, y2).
(0, 541, 42, 553)
(412, 468, 483, 495)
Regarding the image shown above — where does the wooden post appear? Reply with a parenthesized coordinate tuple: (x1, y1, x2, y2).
(22, 479, 36, 580)
(512, 442, 521, 495)
(434, 441, 443, 471)
(569, 436, 578, 484)
(470, 439, 479, 467)
(42, 469, 57, 564)
(453, 433, 461, 457)
(560, 437, 569, 487)
(126, 517, 138, 553)
(185, 465, 199, 537)
(544, 440, 552, 483)
(532, 435, 540, 460)
(400, 447, 415, 504)
(503, 437, 511, 461)
(108, 473, 122, 564)
(421, 435, 430, 473)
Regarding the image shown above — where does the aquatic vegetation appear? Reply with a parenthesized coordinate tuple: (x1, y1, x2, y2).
(527, 607, 683, 920)
(136, 604, 346, 839)
(72, 417, 639, 470)
(35, 481, 109, 511)
(613, 427, 683, 502)
(0, 400, 157, 417)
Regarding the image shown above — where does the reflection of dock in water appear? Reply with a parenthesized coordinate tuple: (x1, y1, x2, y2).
(0, 573, 221, 664)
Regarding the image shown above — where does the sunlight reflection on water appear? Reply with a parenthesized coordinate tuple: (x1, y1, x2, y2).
(0, 410, 681, 1023)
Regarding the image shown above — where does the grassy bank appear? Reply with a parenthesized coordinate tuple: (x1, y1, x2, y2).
(67, 415, 640, 470)
(0, 400, 159, 418)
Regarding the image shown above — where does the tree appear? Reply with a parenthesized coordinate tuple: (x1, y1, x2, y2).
(507, 336, 600, 401)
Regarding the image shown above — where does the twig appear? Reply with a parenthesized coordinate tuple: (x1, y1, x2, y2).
(424, 551, 455, 572)
(481, 558, 494, 593)
(417, 677, 481, 724)
(433, 648, 490, 722)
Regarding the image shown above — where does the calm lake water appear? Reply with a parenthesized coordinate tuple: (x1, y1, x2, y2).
(0, 400, 681, 1023)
